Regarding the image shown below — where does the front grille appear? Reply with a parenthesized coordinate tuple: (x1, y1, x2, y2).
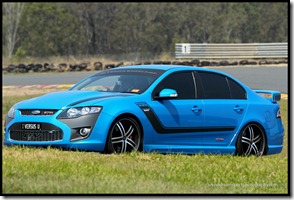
(9, 123, 63, 142)
(20, 109, 58, 116)
(10, 130, 63, 141)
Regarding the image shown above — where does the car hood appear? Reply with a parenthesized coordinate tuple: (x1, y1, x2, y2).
(16, 90, 134, 109)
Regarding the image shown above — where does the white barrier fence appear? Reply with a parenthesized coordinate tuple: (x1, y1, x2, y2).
(175, 43, 288, 59)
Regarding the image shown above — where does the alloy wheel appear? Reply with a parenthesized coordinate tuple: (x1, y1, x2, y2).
(108, 117, 141, 153)
(237, 123, 266, 156)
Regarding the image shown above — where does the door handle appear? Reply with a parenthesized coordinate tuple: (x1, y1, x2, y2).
(192, 106, 202, 113)
(234, 105, 244, 113)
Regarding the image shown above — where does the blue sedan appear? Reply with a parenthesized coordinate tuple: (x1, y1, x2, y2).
(4, 65, 284, 156)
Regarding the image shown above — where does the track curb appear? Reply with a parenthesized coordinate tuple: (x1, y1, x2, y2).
(3, 84, 74, 89)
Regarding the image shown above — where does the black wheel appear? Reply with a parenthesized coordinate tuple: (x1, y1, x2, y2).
(105, 117, 141, 154)
(236, 123, 267, 156)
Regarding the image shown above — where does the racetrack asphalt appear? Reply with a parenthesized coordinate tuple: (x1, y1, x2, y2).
(3, 66, 288, 95)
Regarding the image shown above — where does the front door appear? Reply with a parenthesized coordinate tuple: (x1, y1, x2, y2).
(149, 71, 205, 146)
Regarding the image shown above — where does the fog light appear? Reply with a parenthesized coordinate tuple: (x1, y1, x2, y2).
(79, 128, 91, 137)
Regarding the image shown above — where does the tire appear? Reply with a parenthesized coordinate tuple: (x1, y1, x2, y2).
(236, 123, 267, 156)
(105, 116, 142, 154)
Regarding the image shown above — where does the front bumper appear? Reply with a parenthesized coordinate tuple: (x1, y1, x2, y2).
(3, 111, 113, 152)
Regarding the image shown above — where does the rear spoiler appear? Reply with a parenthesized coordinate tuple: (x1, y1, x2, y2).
(253, 90, 281, 103)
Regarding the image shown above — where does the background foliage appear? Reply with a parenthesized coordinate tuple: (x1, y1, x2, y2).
(2, 2, 288, 60)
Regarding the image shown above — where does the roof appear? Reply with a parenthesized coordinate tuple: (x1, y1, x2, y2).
(115, 64, 240, 80)
(92, 64, 235, 83)
(115, 64, 225, 74)
(116, 64, 196, 71)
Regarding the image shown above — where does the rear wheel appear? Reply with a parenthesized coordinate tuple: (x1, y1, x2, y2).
(105, 116, 141, 154)
(236, 123, 267, 156)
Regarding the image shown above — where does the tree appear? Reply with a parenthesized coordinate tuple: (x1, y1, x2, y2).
(2, 2, 24, 59)
(17, 3, 85, 57)
(65, 3, 121, 56)
(5, 2, 287, 60)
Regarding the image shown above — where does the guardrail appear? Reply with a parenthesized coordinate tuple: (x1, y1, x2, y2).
(175, 43, 288, 59)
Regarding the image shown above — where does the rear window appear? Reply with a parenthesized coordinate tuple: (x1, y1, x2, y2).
(227, 78, 247, 99)
(197, 71, 246, 99)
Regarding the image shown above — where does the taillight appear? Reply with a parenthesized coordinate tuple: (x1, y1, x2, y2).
(276, 109, 281, 118)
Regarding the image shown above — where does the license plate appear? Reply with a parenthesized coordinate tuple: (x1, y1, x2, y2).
(21, 123, 41, 130)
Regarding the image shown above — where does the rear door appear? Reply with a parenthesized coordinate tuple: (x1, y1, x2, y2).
(195, 71, 248, 146)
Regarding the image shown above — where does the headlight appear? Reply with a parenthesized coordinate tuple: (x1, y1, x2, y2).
(67, 108, 79, 118)
(7, 106, 16, 118)
(57, 106, 102, 119)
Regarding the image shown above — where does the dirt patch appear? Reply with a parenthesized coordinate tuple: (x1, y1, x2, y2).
(2, 87, 67, 97)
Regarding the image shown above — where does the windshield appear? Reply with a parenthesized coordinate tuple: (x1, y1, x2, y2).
(70, 68, 164, 94)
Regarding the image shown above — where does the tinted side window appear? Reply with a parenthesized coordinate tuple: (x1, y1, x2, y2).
(198, 72, 230, 99)
(153, 72, 195, 99)
(227, 78, 247, 99)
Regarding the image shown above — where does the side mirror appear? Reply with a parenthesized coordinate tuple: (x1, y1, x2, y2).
(157, 89, 178, 99)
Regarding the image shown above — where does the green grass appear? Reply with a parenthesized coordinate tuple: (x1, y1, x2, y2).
(2, 95, 289, 194)
(2, 148, 288, 194)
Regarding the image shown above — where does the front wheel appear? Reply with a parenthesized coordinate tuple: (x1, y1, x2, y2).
(105, 117, 142, 154)
(236, 123, 267, 156)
